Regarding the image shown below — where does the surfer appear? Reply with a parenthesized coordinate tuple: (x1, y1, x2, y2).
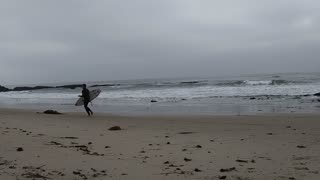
(79, 84, 93, 116)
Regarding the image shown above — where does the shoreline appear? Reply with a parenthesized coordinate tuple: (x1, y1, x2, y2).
(1, 106, 320, 117)
(1, 108, 319, 180)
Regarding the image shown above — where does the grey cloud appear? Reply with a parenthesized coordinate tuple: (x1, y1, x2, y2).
(0, 0, 319, 85)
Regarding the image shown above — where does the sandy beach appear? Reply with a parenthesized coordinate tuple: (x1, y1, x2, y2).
(0, 108, 319, 180)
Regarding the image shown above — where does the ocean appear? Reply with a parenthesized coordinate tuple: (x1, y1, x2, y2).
(0, 72, 320, 115)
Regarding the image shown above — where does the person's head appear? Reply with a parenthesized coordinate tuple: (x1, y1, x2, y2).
(82, 84, 87, 89)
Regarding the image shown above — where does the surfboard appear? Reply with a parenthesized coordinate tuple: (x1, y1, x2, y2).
(75, 89, 101, 106)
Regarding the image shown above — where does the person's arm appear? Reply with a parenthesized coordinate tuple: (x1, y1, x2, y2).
(79, 90, 84, 97)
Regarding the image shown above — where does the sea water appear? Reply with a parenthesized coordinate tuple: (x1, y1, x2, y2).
(0, 72, 319, 115)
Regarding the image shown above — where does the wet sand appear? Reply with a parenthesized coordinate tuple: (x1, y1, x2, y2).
(0, 108, 319, 180)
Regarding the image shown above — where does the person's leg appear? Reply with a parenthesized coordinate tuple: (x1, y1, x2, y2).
(84, 101, 91, 116)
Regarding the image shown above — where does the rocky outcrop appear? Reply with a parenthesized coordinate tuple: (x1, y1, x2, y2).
(56, 84, 83, 89)
(0, 84, 86, 92)
(314, 93, 320, 97)
(0, 85, 10, 92)
(90, 84, 120, 88)
(12, 86, 54, 91)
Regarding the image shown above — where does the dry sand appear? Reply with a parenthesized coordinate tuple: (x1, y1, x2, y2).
(0, 108, 319, 180)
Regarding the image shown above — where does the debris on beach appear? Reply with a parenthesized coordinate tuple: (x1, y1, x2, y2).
(43, 110, 62, 115)
(109, 126, 122, 131)
(236, 159, 249, 163)
(178, 132, 195, 134)
(16, 147, 24, 152)
(220, 167, 236, 172)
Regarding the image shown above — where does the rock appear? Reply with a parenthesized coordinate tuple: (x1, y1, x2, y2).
(109, 126, 121, 131)
(297, 145, 306, 148)
(90, 84, 120, 88)
(0, 85, 10, 92)
(17, 147, 24, 152)
(250, 97, 256, 100)
(314, 93, 320, 97)
(12, 86, 53, 91)
(43, 110, 62, 115)
(220, 167, 236, 172)
(167, 142, 171, 145)
(56, 84, 83, 89)
(151, 100, 157, 103)
(195, 145, 202, 148)
(105, 146, 110, 149)
(219, 176, 227, 179)
(184, 158, 192, 162)
(194, 168, 202, 172)
(180, 81, 201, 84)
(164, 161, 170, 164)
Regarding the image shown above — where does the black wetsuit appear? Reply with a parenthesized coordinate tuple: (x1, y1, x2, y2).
(82, 88, 93, 116)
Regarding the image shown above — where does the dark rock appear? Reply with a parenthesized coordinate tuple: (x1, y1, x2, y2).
(164, 161, 170, 164)
(219, 176, 227, 179)
(88, 142, 92, 145)
(16, 147, 24, 152)
(180, 81, 201, 84)
(167, 142, 171, 145)
(195, 145, 202, 148)
(0, 85, 10, 92)
(56, 84, 83, 89)
(43, 110, 62, 115)
(297, 145, 306, 148)
(220, 167, 236, 172)
(90, 84, 120, 88)
(314, 93, 320, 97)
(105, 146, 110, 149)
(151, 100, 157, 103)
(267, 133, 273, 135)
(184, 158, 192, 162)
(194, 168, 202, 172)
(250, 97, 256, 100)
(109, 126, 121, 131)
(13, 86, 53, 91)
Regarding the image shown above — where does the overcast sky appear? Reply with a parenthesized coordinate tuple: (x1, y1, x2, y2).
(0, 0, 319, 85)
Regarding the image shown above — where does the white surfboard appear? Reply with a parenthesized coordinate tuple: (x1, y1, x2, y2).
(75, 89, 101, 106)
